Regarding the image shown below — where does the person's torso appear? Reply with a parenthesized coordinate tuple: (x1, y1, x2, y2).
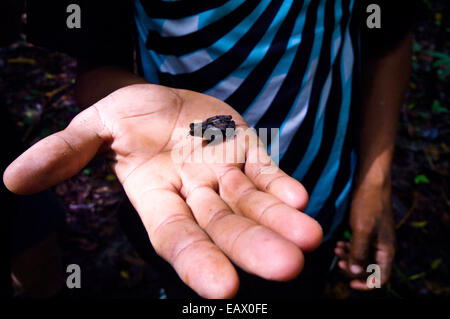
(135, 0, 360, 239)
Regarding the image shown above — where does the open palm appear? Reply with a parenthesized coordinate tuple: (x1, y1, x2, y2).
(4, 84, 322, 298)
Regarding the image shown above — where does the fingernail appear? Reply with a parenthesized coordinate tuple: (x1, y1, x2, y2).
(350, 264, 362, 274)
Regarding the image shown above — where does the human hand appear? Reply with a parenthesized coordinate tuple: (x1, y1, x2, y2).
(4, 84, 323, 298)
(334, 179, 396, 290)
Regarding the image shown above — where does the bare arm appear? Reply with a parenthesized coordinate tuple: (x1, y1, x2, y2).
(335, 33, 412, 289)
(357, 33, 412, 189)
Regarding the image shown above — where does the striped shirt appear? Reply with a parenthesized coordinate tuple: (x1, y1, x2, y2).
(134, 0, 361, 240)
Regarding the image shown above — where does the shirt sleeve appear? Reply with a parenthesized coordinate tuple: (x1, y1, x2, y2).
(26, 0, 134, 67)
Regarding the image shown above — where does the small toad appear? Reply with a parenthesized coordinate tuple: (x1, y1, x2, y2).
(189, 115, 236, 143)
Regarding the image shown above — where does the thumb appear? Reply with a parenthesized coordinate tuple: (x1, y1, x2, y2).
(3, 105, 109, 195)
(348, 227, 371, 276)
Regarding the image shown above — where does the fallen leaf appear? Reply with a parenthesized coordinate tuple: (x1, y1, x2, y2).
(411, 221, 428, 228)
(8, 58, 36, 64)
(120, 270, 130, 280)
(414, 174, 430, 184)
(431, 258, 443, 270)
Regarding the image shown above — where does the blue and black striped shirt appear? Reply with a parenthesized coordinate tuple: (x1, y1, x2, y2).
(135, 0, 360, 240)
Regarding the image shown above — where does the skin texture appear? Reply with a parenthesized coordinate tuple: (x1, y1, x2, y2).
(334, 33, 412, 289)
(4, 84, 323, 298)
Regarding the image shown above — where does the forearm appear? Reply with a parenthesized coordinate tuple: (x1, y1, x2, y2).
(75, 65, 149, 109)
(357, 33, 412, 188)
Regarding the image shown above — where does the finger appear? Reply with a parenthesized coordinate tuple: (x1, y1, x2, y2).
(3, 105, 109, 194)
(185, 185, 304, 281)
(338, 260, 349, 272)
(334, 241, 351, 259)
(350, 280, 371, 291)
(338, 260, 364, 278)
(121, 157, 239, 299)
(245, 140, 308, 210)
(128, 183, 239, 299)
(334, 247, 348, 259)
(349, 227, 371, 276)
(218, 167, 323, 252)
(376, 245, 395, 286)
(336, 241, 348, 249)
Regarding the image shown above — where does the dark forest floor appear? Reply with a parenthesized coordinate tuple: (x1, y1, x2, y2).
(1, 2, 449, 299)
